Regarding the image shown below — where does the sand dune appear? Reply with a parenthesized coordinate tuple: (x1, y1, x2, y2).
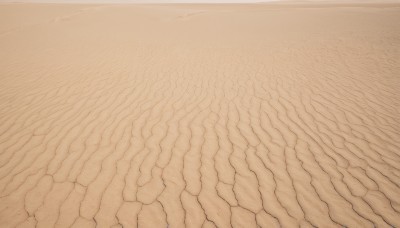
(0, 2, 400, 227)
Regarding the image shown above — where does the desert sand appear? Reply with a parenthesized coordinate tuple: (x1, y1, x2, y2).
(0, 2, 400, 227)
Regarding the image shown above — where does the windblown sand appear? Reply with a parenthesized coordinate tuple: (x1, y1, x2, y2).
(0, 2, 400, 227)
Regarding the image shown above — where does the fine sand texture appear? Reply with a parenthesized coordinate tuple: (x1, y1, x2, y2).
(1, 2, 400, 227)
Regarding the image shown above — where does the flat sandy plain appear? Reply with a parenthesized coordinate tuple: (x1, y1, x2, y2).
(0, 2, 400, 227)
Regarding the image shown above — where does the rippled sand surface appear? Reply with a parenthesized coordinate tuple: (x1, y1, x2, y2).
(0, 3, 400, 227)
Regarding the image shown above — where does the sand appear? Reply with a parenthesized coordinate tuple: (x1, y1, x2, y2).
(0, 2, 400, 227)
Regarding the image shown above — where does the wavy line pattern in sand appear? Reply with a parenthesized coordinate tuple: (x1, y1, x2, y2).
(0, 3, 399, 228)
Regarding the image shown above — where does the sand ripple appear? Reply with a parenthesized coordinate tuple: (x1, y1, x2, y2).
(0, 3, 399, 227)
